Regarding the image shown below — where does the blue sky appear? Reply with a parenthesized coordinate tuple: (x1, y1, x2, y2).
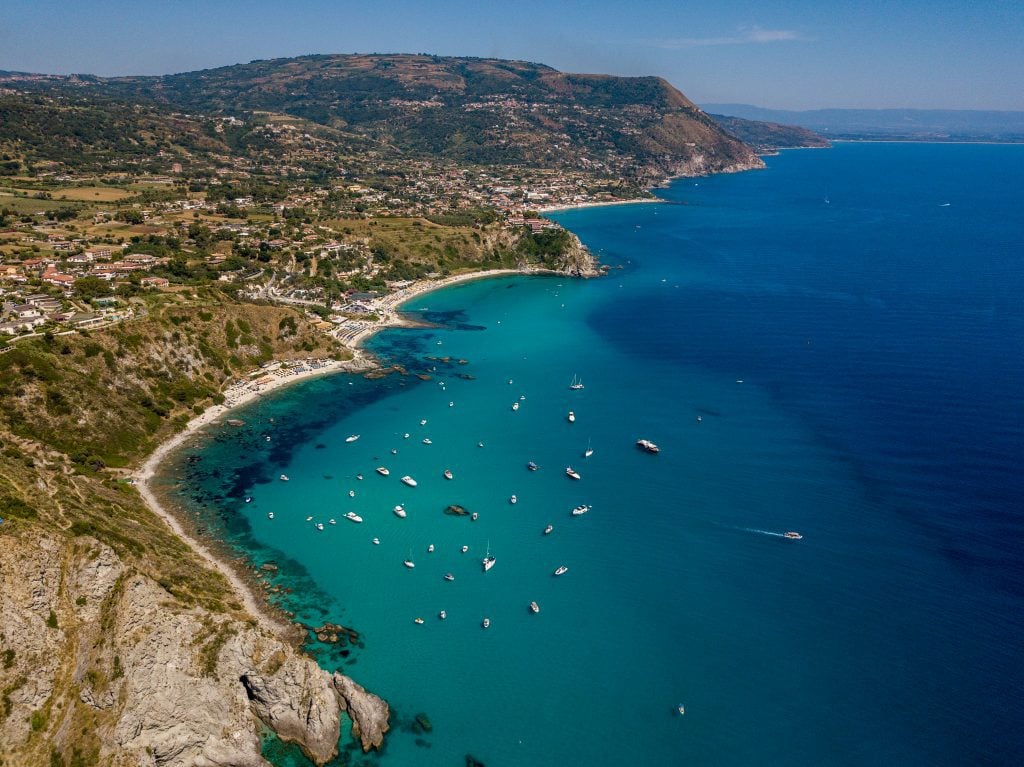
(1, 0, 1021, 110)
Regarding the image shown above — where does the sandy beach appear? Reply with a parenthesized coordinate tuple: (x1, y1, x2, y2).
(536, 197, 662, 214)
(133, 266, 534, 638)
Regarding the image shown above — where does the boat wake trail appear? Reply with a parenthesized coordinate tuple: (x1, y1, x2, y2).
(739, 527, 788, 538)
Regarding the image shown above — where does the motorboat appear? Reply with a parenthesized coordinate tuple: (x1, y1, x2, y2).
(316, 523, 324, 531)
(376, 467, 390, 476)
(280, 474, 289, 481)
(344, 512, 363, 523)
(403, 558, 415, 569)
(553, 565, 568, 576)
(401, 475, 418, 487)
(461, 545, 469, 553)
(471, 512, 479, 521)
(567, 410, 576, 423)
(477, 441, 484, 448)
(439, 610, 447, 620)
(530, 601, 540, 614)
(677, 705, 685, 716)
(245, 496, 252, 503)
(509, 495, 517, 504)
(393, 505, 407, 518)
(356, 474, 363, 480)
(267, 512, 274, 520)
(512, 401, 520, 411)
(305, 515, 313, 522)
(449, 401, 454, 407)
(543, 524, 553, 535)
(571, 504, 590, 516)
(414, 617, 424, 625)
(427, 544, 435, 553)
(636, 439, 660, 454)
(565, 467, 581, 480)
(527, 461, 539, 471)
(784, 531, 803, 540)
(328, 518, 337, 525)
(482, 618, 490, 629)
(420, 419, 428, 425)
(444, 573, 455, 581)
(372, 537, 380, 545)
(443, 469, 453, 480)
(404, 433, 410, 439)
(345, 435, 360, 443)
(348, 490, 355, 498)
(422, 438, 432, 445)
(391, 448, 398, 455)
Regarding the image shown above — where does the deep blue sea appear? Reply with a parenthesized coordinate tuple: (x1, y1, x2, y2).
(160, 143, 1024, 765)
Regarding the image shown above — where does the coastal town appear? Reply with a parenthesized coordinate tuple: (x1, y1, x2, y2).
(0, 146, 623, 346)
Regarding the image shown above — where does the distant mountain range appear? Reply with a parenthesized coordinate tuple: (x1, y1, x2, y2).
(703, 104, 1024, 142)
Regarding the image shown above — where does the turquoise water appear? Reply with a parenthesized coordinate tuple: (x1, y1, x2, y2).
(164, 143, 1024, 765)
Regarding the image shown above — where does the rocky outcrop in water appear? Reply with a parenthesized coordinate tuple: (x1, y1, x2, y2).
(332, 672, 390, 752)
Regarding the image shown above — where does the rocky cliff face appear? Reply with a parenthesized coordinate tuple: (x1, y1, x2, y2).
(0, 532, 389, 766)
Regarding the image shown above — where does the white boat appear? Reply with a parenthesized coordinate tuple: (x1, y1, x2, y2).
(348, 490, 355, 498)
(565, 467, 581, 480)
(509, 495, 517, 505)
(401, 475, 418, 487)
(461, 545, 469, 553)
(784, 531, 803, 540)
(329, 518, 337, 525)
(390, 448, 398, 455)
(280, 474, 289, 481)
(569, 374, 584, 390)
(571, 504, 591, 516)
(511, 401, 520, 411)
(527, 461, 539, 471)
(439, 610, 447, 620)
(427, 544, 435, 553)
(530, 601, 540, 614)
(553, 565, 568, 576)
(420, 419, 428, 425)
(471, 512, 479, 521)
(482, 541, 495, 572)
(305, 515, 313, 522)
(677, 704, 685, 716)
(403, 433, 410, 439)
(267, 512, 274, 519)
(245, 496, 252, 503)
(356, 474, 363, 480)
(393, 505, 407, 518)
(543, 524, 553, 535)
(414, 617, 424, 625)
(444, 573, 455, 581)
(345, 435, 360, 443)
(482, 618, 490, 629)
(376, 467, 390, 476)
(636, 439, 660, 454)
(316, 523, 324, 531)
(372, 537, 380, 545)
(584, 439, 593, 458)
(403, 558, 415, 569)
(422, 438, 432, 445)
(449, 401, 454, 407)
(567, 410, 575, 423)
(343, 512, 363, 523)
(443, 469, 453, 480)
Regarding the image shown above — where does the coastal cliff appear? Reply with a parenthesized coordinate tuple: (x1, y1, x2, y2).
(0, 531, 388, 766)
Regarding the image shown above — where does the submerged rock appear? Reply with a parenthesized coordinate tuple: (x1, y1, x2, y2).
(414, 713, 433, 732)
(444, 504, 469, 516)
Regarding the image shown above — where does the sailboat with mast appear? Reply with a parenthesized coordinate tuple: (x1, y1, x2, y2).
(482, 540, 496, 572)
(583, 438, 593, 458)
(569, 374, 585, 390)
